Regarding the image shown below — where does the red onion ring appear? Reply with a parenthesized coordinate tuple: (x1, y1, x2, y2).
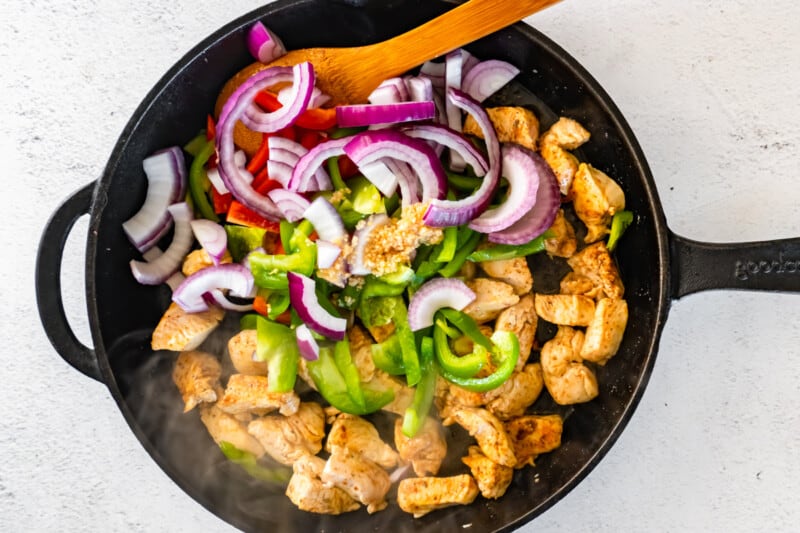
(267, 188, 311, 222)
(336, 101, 435, 128)
(129, 202, 195, 285)
(302, 197, 346, 243)
(462, 59, 520, 103)
(287, 272, 347, 340)
(190, 219, 228, 265)
(173, 263, 255, 313)
(288, 137, 347, 192)
(407, 277, 476, 331)
(246, 21, 286, 64)
(295, 324, 321, 361)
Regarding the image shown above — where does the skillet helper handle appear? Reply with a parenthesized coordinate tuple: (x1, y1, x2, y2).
(670, 231, 800, 298)
(36, 182, 102, 382)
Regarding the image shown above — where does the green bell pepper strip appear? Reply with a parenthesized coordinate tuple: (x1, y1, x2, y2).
(361, 277, 408, 300)
(225, 225, 267, 262)
(394, 300, 422, 386)
(326, 157, 348, 191)
(439, 230, 481, 278)
(329, 126, 364, 139)
(255, 317, 299, 393)
(240, 313, 258, 330)
(438, 308, 493, 351)
(337, 280, 363, 311)
(433, 225, 458, 263)
(439, 331, 519, 392)
(188, 140, 218, 221)
(446, 171, 483, 191)
(267, 291, 291, 320)
(607, 210, 633, 251)
(371, 335, 405, 375)
(433, 322, 485, 378)
(333, 339, 366, 410)
(401, 336, 437, 438)
(434, 316, 461, 339)
(279, 220, 295, 254)
(466, 230, 554, 262)
(218, 441, 291, 484)
(183, 133, 209, 158)
(249, 233, 316, 289)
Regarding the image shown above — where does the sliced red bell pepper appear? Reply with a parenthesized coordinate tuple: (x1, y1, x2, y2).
(253, 91, 337, 131)
(298, 128, 322, 150)
(252, 295, 269, 317)
(246, 134, 270, 174)
(206, 114, 216, 140)
(226, 201, 281, 232)
(211, 188, 232, 214)
(338, 155, 359, 179)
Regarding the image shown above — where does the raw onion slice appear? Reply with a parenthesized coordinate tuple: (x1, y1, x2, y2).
(302, 196, 346, 243)
(348, 213, 390, 275)
(122, 147, 187, 252)
(278, 85, 327, 108)
(368, 77, 409, 105)
(247, 21, 286, 64)
(461, 49, 481, 77)
(267, 188, 310, 222)
(419, 60, 445, 91)
(190, 219, 227, 265)
(405, 76, 434, 103)
(268, 138, 329, 187)
(359, 160, 399, 198)
(336, 101, 435, 128)
(287, 272, 346, 340)
(173, 263, 255, 313)
(444, 50, 466, 171)
(266, 160, 294, 187)
(205, 289, 254, 312)
(295, 324, 320, 361)
(240, 62, 315, 132)
(461, 59, 520, 103)
(316, 240, 342, 269)
(141, 246, 185, 291)
(402, 124, 488, 175)
(407, 278, 476, 331)
(424, 89, 501, 227)
(383, 159, 418, 206)
(207, 150, 248, 195)
(288, 137, 347, 192)
(130, 203, 194, 285)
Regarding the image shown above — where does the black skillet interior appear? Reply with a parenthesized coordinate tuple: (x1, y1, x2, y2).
(87, 0, 670, 531)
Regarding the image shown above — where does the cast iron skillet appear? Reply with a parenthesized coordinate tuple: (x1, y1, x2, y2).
(35, 0, 800, 531)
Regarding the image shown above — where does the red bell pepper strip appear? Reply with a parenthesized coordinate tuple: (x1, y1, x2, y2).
(254, 91, 337, 131)
(246, 134, 270, 174)
(226, 201, 281, 232)
(298, 129, 321, 150)
(211, 188, 232, 214)
(206, 114, 216, 140)
(252, 295, 269, 317)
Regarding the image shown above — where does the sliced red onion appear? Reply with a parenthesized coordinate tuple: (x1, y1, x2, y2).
(359, 160, 399, 198)
(241, 63, 314, 132)
(383, 159, 418, 207)
(316, 240, 342, 269)
(278, 85, 327, 108)
(173, 263, 255, 313)
(205, 289, 254, 312)
(122, 147, 187, 252)
(461, 49, 481, 78)
(336, 101, 435, 128)
(247, 21, 286, 64)
(419, 60, 445, 91)
(206, 167, 228, 194)
(344, 130, 447, 202)
(268, 136, 306, 157)
(407, 278, 476, 331)
(405, 76, 433, 103)
(348, 213, 389, 275)
(302, 196, 346, 243)
(423, 89, 501, 227)
(462, 59, 520, 103)
(141, 246, 185, 291)
(287, 272, 346, 340)
(267, 188, 310, 222)
(402, 124, 488, 175)
(368, 77, 409, 104)
(268, 147, 300, 167)
(190, 219, 228, 265)
(288, 136, 347, 192)
(295, 324, 320, 361)
(268, 139, 328, 188)
(445, 50, 466, 172)
(130, 203, 194, 285)
(266, 160, 294, 187)
(431, 90, 448, 127)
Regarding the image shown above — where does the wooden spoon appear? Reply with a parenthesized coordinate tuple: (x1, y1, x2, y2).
(268, 0, 563, 105)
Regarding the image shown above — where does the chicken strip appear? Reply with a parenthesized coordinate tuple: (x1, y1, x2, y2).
(463, 106, 540, 151)
(172, 350, 221, 412)
(198, 403, 265, 458)
(247, 402, 326, 466)
(227, 329, 267, 376)
(567, 241, 625, 300)
(285, 455, 360, 515)
(505, 414, 564, 468)
(217, 374, 300, 416)
(534, 293, 596, 327)
(540, 117, 591, 150)
(544, 209, 577, 258)
(463, 278, 520, 323)
(397, 474, 479, 518)
(477, 255, 533, 295)
(394, 417, 447, 477)
(539, 117, 591, 195)
(580, 298, 628, 365)
(152, 302, 224, 352)
(540, 326, 598, 405)
(370, 370, 414, 416)
(181, 248, 232, 277)
(461, 445, 514, 499)
(571, 163, 626, 243)
(445, 407, 516, 467)
(321, 446, 391, 514)
(348, 325, 376, 383)
(559, 271, 604, 299)
(326, 414, 398, 469)
(540, 143, 580, 197)
(485, 363, 544, 421)
(495, 294, 537, 371)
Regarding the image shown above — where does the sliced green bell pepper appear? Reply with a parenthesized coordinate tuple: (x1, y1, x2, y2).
(218, 441, 291, 484)
(371, 334, 405, 375)
(249, 231, 316, 289)
(333, 338, 366, 411)
(401, 336, 437, 438)
(433, 321, 486, 378)
(439, 330, 519, 392)
(438, 308, 493, 351)
(607, 210, 633, 251)
(466, 230, 554, 262)
(439, 229, 481, 278)
(225, 225, 267, 263)
(188, 140, 218, 222)
(255, 317, 298, 393)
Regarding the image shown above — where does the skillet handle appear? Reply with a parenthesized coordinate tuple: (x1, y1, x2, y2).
(36, 182, 102, 382)
(670, 231, 800, 298)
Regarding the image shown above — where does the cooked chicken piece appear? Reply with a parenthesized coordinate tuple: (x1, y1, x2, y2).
(505, 414, 563, 468)
(326, 414, 398, 469)
(544, 209, 577, 258)
(217, 374, 300, 416)
(534, 293, 596, 327)
(572, 163, 626, 243)
(348, 325, 376, 383)
(494, 294, 536, 371)
(198, 403, 265, 458)
(181, 248, 233, 277)
(477, 255, 533, 295)
(458, 259, 478, 280)
(540, 117, 591, 150)
(559, 271, 605, 299)
(540, 143, 580, 197)
(285, 455, 361, 515)
(394, 417, 448, 477)
(580, 298, 628, 364)
(461, 445, 514, 499)
(540, 326, 598, 405)
(485, 363, 544, 420)
(437, 379, 487, 420)
(445, 407, 516, 467)
(152, 302, 224, 352)
(321, 446, 391, 514)
(226, 329, 268, 376)
(397, 474, 479, 518)
(463, 278, 520, 323)
(172, 351, 221, 412)
(567, 241, 625, 300)
(539, 117, 591, 195)
(369, 370, 414, 416)
(247, 402, 325, 465)
(463, 106, 540, 152)
(365, 321, 395, 343)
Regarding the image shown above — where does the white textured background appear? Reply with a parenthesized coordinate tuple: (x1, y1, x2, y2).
(2, 0, 799, 531)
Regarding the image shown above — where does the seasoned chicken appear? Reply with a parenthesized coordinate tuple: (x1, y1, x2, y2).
(485, 363, 544, 420)
(172, 350, 221, 412)
(534, 293, 596, 327)
(544, 209, 577, 258)
(348, 325, 376, 383)
(567, 241, 625, 300)
(505, 414, 563, 468)
(539, 117, 591, 195)
(461, 445, 513, 499)
(540, 326, 598, 405)
(217, 374, 300, 416)
(458, 259, 478, 281)
(445, 407, 516, 467)
(326, 414, 398, 469)
(370, 370, 414, 416)
(397, 474, 479, 518)
(199, 403, 265, 458)
(540, 117, 591, 150)
(286, 455, 360, 515)
(571, 163, 626, 243)
(540, 143, 580, 197)
(181, 248, 232, 277)
(463, 106, 540, 151)
(247, 402, 326, 465)
(394, 417, 447, 477)
(580, 298, 628, 364)
(437, 379, 486, 420)
(152, 302, 224, 352)
(321, 446, 391, 514)
(560, 271, 604, 299)
(495, 294, 537, 371)
(227, 329, 267, 376)
(463, 278, 520, 323)
(477, 255, 533, 295)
